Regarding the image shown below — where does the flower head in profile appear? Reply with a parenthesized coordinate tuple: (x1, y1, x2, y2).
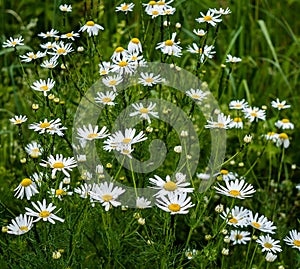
(40, 154, 77, 178)
(129, 102, 159, 124)
(25, 199, 64, 224)
(2, 36, 24, 48)
(29, 118, 67, 136)
(284, 230, 300, 251)
(59, 4, 72, 12)
(25, 141, 43, 158)
(156, 192, 194, 215)
(128, 37, 142, 53)
(136, 197, 152, 209)
(248, 211, 277, 234)
(275, 119, 294, 130)
(271, 98, 290, 110)
(116, 2, 135, 14)
(276, 133, 290, 148)
(14, 177, 39, 200)
(38, 29, 59, 38)
(156, 32, 182, 57)
(7, 214, 33, 235)
(214, 179, 256, 199)
(77, 124, 109, 141)
(205, 113, 232, 129)
(89, 182, 125, 211)
(210, 7, 231, 15)
(195, 10, 222, 27)
(226, 54, 242, 63)
(9, 115, 28, 125)
(20, 51, 46, 62)
(79, 21, 104, 36)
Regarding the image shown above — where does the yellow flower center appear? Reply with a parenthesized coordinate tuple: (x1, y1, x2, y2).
(100, 70, 107, 75)
(168, 203, 181, 212)
(165, 40, 174, 46)
(87, 133, 99, 138)
(220, 169, 228, 175)
(293, 240, 300, 247)
(12, 41, 17, 45)
(102, 194, 113, 202)
(264, 243, 273, 249)
(234, 117, 242, 122)
(152, 10, 159, 15)
(157, 1, 165, 5)
(15, 119, 23, 124)
(250, 112, 258, 117)
(196, 48, 202, 54)
(118, 61, 128, 67)
(139, 108, 149, 114)
(235, 234, 243, 240)
(109, 80, 117, 86)
(204, 15, 212, 21)
(131, 38, 140, 44)
(252, 222, 261, 229)
(229, 218, 238, 224)
(20, 226, 29, 231)
(191, 94, 200, 99)
(215, 123, 225, 128)
(66, 33, 73, 37)
(56, 189, 66, 196)
(122, 138, 131, 144)
(228, 190, 241, 197)
(115, 46, 124, 53)
(131, 56, 138, 61)
(234, 104, 242, 108)
(39, 210, 50, 218)
(121, 4, 129, 10)
(279, 133, 288, 139)
(57, 48, 66, 54)
(86, 21, 95, 26)
(40, 85, 49, 91)
(102, 97, 112, 103)
(20, 178, 32, 187)
(163, 181, 177, 191)
(53, 162, 65, 169)
(281, 118, 289, 123)
(267, 132, 275, 136)
(40, 122, 50, 128)
(148, 1, 156, 5)
(277, 104, 284, 108)
(145, 78, 154, 83)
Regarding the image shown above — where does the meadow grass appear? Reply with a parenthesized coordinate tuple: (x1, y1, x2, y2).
(0, 0, 300, 268)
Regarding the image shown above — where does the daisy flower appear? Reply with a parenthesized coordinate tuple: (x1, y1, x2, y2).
(110, 58, 137, 75)
(185, 248, 198, 260)
(48, 41, 73, 57)
(7, 214, 33, 235)
(214, 178, 256, 199)
(276, 133, 290, 148)
(193, 29, 206, 37)
(77, 124, 109, 141)
(229, 99, 248, 110)
(146, 6, 163, 18)
(156, 192, 194, 215)
(40, 41, 57, 51)
(218, 169, 238, 181)
(116, 2, 135, 14)
(49, 181, 73, 200)
(79, 21, 104, 36)
(186, 44, 216, 62)
(74, 183, 96, 200)
(243, 106, 266, 122)
(129, 102, 159, 124)
(99, 61, 111, 76)
(29, 118, 66, 135)
(111, 46, 129, 61)
(226, 54, 242, 63)
(89, 182, 126, 211)
(59, 4, 72, 12)
(229, 117, 243, 129)
(220, 206, 250, 227)
(102, 74, 123, 91)
(2, 36, 24, 48)
(156, 32, 182, 57)
(275, 119, 294, 130)
(263, 132, 279, 143)
(20, 51, 45, 62)
(210, 7, 231, 15)
(128, 37, 142, 53)
(195, 10, 222, 27)
(25, 199, 64, 224)
(25, 141, 43, 158)
(271, 98, 291, 110)
(14, 177, 39, 200)
(265, 252, 277, 262)
(40, 57, 59, 69)
(40, 154, 77, 178)
(127, 52, 146, 66)
(138, 72, 162, 86)
(38, 29, 59, 38)
(31, 78, 55, 96)
(230, 230, 251, 245)
(60, 31, 80, 41)
(95, 91, 118, 106)
(284, 230, 300, 251)
(9, 115, 27, 125)
(186, 88, 208, 102)
(205, 113, 232, 129)
(136, 197, 152, 209)
(256, 234, 282, 253)
(149, 175, 194, 197)
(248, 211, 277, 234)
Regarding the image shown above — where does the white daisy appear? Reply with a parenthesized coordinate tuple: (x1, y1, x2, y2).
(25, 199, 64, 224)
(138, 72, 162, 86)
(99, 61, 111, 76)
(156, 32, 182, 57)
(77, 124, 109, 141)
(214, 179, 256, 199)
(263, 131, 279, 143)
(40, 57, 59, 69)
(95, 91, 118, 106)
(111, 46, 129, 61)
(14, 177, 39, 200)
(186, 43, 216, 62)
(149, 175, 194, 197)
(271, 98, 291, 110)
(89, 182, 126, 211)
(229, 99, 248, 110)
(220, 206, 250, 228)
(274, 119, 294, 130)
(284, 230, 300, 251)
(31, 78, 55, 96)
(195, 10, 222, 27)
(248, 211, 277, 234)
(38, 29, 59, 38)
(243, 106, 266, 122)
(156, 192, 194, 215)
(40, 41, 57, 51)
(276, 133, 290, 148)
(230, 230, 251, 245)
(79, 21, 104, 36)
(110, 58, 137, 75)
(218, 169, 238, 181)
(193, 29, 206, 37)
(226, 54, 242, 63)
(136, 196, 152, 209)
(128, 37, 142, 53)
(59, 4, 72, 12)
(60, 31, 80, 41)
(210, 7, 231, 15)
(256, 234, 282, 253)
(75, 183, 96, 199)
(2, 36, 24, 48)
(20, 51, 46, 62)
(48, 41, 73, 57)
(116, 2, 135, 14)
(9, 115, 27, 125)
(265, 252, 277, 262)
(49, 181, 73, 200)
(186, 88, 208, 102)
(28, 118, 66, 135)
(7, 214, 33, 235)
(25, 141, 43, 158)
(40, 154, 77, 178)
(102, 74, 123, 91)
(129, 102, 159, 124)
(205, 113, 232, 129)
(229, 117, 243, 129)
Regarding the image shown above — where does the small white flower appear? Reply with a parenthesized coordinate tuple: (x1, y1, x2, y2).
(38, 29, 59, 38)
(230, 230, 251, 245)
(271, 98, 291, 110)
(138, 72, 162, 86)
(7, 214, 33, 235)
(274, 119, 294, 130)
(116, 2, 135, 14)
(205, 113, 232, 129)
(156, 32, 182, 57)
(186, 88, 208, 102)
(95, 91, 118, 106)
(31, 78, 55, 96)
(14, 177, 39, 200)
(59, 4, 72, 12)
(229, 99, 248, 110)
(265, 252, 277, 262)
(276, 133, 290, 148)
(248, 211, 277, 234)
(9, 115, 27, 125)
(25, 141, 43, 158)
(195, 10, 222, 27)
(2, 36, 24, 48)
(77, 124, 109, 141)
(79, 21, 104, 36)
(226, 54, 242, 63)
(284, 229, 300, 251)
(60, 31, 80, 41)
(243, 106, 266, 122)
(129, 102, 159, 124)
(256, 234, 282, 253)
(136, 197, 152, 209)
